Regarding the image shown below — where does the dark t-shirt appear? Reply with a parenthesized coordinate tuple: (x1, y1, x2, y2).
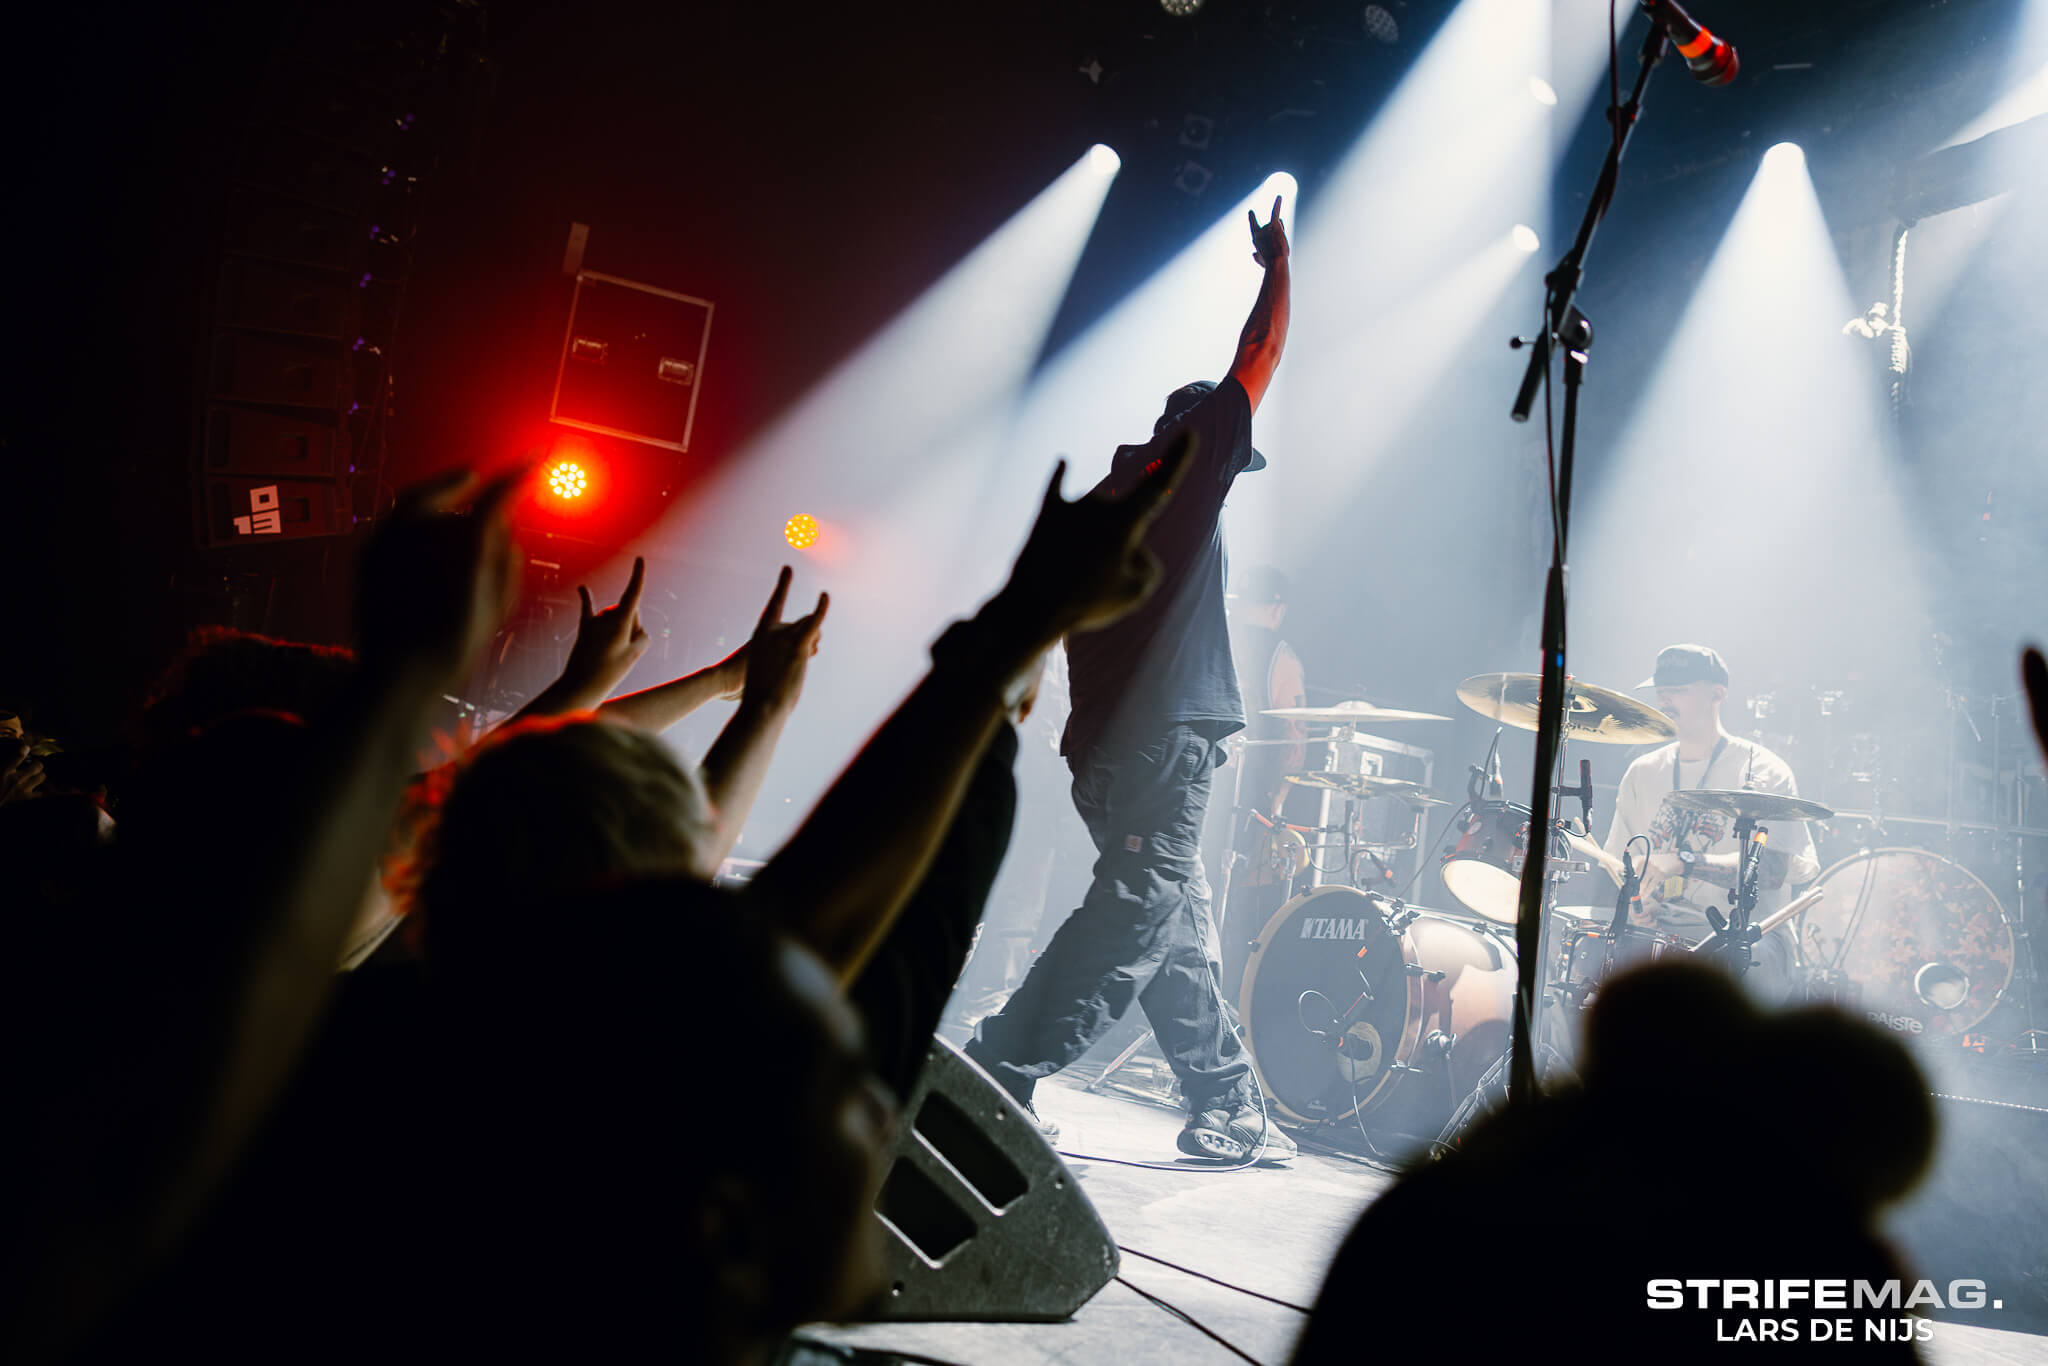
(1062, 377, 1259, 762)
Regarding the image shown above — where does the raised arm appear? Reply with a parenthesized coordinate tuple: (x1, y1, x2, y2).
(175, 469, 525, 1228)
(747, 437, 1194, 983)
(508, 556, 651, 724)
(1228, 195, 1291, 414)
(597, 648, 746, 732)
(695, 567, 827, 868)
(4, 470, 523, 1359)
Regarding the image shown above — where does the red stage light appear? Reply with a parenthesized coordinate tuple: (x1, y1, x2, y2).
(547, 460, 589, 500)
(784, 513, 819, 550)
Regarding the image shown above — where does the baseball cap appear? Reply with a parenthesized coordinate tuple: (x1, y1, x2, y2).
(1638, 644, 1730, 689)
(1158, 380, 1267, 471)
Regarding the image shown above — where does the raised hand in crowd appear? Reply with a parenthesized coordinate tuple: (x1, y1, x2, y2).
(737, 566, 827, 714)
(512, 555, 650, 721)
(1, 736, 44, 806)
(355, 469, 525, 687)
(696, 566, 830, 866)
(985, 432, 1192, 644)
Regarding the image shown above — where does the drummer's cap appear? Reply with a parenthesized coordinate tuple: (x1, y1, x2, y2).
(1640, 643, 1730, 689)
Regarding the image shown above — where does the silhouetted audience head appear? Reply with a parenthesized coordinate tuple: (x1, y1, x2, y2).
(1294, 959, 1937, 1364)
(435, 879, 895, 1360)
(141, 627, 356, 747)
(411, 716, 717, 958)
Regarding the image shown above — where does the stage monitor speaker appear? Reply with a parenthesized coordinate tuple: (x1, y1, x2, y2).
(864, 1039, 1117, 1322)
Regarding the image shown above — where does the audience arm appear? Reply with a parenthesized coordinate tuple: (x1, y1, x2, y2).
(696, 569, 826, 869)
(748, 439, 1191, 983)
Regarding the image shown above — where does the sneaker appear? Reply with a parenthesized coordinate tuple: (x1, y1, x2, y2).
(1225, 1104, 1296, 1163)
(1177, 1108, 1237, 1160)
(1177, 1104, 1296, 1163)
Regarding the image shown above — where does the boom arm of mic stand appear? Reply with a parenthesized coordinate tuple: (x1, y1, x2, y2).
(1512, 24, 1669, 423)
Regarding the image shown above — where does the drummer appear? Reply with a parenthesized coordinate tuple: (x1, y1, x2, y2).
(1601, 644, 1819, 1000)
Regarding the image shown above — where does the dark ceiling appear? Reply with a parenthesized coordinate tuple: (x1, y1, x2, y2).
(3, 0, 2032, 742)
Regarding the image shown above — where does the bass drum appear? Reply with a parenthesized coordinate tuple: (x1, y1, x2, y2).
(1239, 885, 1514, 1130)
(1796, 847, 2015, 1037)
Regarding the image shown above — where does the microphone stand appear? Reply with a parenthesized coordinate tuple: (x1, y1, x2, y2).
(1505, 21, 1672, 1107)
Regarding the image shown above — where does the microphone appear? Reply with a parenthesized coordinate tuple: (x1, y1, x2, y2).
(1360, 848, 1397, 887)
(1610, 846, 1641, 937)
(1641, 0, 1738, 87)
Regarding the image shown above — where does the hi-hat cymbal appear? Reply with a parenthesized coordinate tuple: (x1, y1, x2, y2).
(1286, 772, 1450, 806)
(1666, 789, 1833, 823)
(1262, 701, 1451, 724)
(1456, 673, 1676, 745)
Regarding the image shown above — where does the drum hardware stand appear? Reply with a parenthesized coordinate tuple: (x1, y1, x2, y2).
(1503, 15, 1673, 1105)
(1698, 818, 1768, 977)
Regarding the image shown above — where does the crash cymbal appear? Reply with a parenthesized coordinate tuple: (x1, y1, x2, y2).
(1262, 701, 1452, 724)
(1666, 789, 1834, 823)
(1456, 673, 1676, 746)
(1285, 772, 1450, 806)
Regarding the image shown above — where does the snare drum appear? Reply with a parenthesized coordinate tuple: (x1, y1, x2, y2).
(1552, 914, 1689, 997)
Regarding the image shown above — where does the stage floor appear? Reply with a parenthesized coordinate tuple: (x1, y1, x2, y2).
(801, 1074, 2048, 1366)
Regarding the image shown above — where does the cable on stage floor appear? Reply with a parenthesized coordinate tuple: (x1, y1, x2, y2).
(1113, 1273, 1268, 1366)
(1115, 1244, 1315, 1314)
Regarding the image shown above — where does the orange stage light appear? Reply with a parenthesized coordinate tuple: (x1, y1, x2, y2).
(783, 513, 819, 550)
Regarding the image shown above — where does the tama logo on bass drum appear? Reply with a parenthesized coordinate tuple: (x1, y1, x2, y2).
(1298, 917, 1376, 940)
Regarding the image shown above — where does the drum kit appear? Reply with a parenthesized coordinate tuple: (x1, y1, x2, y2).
(1227, 669, 2037, 1151)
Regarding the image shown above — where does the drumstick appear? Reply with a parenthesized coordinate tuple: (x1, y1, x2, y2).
(1754, 885, 1825, 936)
(1686, 887, 1825, 956)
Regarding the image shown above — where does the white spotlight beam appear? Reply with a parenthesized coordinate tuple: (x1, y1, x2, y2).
(662, 146, 1120, 559)
(1572, 145, 1937, 695)
(1942, 0, 2048, 147)
(1267, 231, 1535, 555)
(1268, 0, 1556, 550)
(623, 150, 1118, 842)
(996, 172, 1299, 559)
(1297, 0, 1553, 327)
